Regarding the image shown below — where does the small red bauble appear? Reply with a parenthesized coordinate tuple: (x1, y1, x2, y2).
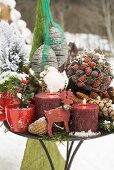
(22, 79, 28, 85)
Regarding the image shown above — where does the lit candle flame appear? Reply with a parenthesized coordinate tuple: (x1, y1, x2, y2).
(83, 98, 86, 105)
(50, 86, 53, 93)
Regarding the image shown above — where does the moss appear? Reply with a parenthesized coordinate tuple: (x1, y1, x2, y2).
(30, 0, 45, 60)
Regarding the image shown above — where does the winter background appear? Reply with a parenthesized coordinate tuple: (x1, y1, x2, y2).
(0, 0, 114, 170)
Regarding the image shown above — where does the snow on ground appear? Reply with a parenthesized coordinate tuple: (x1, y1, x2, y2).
(65, 32, 110, 51)
(57, 134, 114, 170)
(0, 124, 27, 170)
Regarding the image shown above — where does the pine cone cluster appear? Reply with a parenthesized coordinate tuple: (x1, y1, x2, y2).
(67, 51, 113, 92)
(90, 97, 114, 121)
(76, 92, 90, 101)
(28, 117, 47, 135)
(107, 87, 114, 102)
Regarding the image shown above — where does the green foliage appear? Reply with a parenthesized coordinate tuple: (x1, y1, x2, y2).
(30, 0, 45, 60)
(0, 76, 21, 94)
(98, 121, 114, 132)
(0, 73, 41, 108)
(17, 74, 41, 108)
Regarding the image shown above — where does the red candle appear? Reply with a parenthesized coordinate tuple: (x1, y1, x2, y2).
(34, 92, 61, 118)
(72, 102, 99, 132)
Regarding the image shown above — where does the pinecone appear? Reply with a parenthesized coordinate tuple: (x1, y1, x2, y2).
(90, 97, 114, 120)
(107, 87, 114, 103)
(90, 91, 99, 99)
(28, 117, 47, 135)
(76, 92, 90, 101)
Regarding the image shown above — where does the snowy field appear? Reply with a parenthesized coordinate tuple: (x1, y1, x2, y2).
(65, 32, 110, 51)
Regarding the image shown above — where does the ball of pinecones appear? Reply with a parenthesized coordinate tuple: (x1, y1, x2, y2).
(28, 117, 47, 135)
(67, 51, 113, 92)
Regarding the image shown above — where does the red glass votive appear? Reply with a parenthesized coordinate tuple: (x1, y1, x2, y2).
(72, 103, 99, 132)
(34, 92, 61, 118)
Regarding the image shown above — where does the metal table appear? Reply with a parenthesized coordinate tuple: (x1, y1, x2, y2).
(3, 121, 112, 170)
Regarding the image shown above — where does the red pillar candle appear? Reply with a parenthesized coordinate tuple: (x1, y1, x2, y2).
(72, 103, 99, 132)
(34, 92, 61, 118)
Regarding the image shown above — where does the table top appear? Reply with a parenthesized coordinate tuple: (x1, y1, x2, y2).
(3, 121, 113, 141)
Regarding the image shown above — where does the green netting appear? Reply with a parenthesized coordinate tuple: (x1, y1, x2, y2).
(41, 0, 65, 70)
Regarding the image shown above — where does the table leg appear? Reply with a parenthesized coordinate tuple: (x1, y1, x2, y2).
(39, 140, 55, 170)
(65, 141, 74, 170)
(64, 139, 84, 170)
(39, 139, 84, 170)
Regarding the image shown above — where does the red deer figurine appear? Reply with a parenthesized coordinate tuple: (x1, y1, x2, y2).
(45, 108, 70, 136)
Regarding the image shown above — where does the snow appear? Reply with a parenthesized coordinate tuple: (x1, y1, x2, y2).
(0, 21, 30, 74)
(65, 32, 110, 51)
(0, 0, 16, 9)
(57, 134, 114, 170)
(10, 9, 21, 21)
(0, 0, 32, 45)
(0, 124, 27, 170)
(70, 130, 101, 138)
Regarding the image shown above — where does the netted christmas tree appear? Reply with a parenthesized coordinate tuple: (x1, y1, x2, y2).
(31, 0, 68, 75)
(0, 21, 29, 74)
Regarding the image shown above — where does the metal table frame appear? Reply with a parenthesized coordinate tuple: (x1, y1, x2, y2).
(3, 121, 112, 170)
(39, 139, 84, 170)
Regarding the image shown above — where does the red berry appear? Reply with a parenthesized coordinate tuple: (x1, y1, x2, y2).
(92, 80, 100, 87)
(85, 56, 91, 62)
(81, 63, 87, 69)
(100, 85, 106, 91)
(89, 62, 96, 68)
(77, 82, 85, 87)
(105, 76, 111, 83)
(98, 72, 104, 79)
(22, 79, 28, 85)
(73, 64, 79, 71)
(85, 67, 92, 75)
(79, 75, 86, 82)
(72, 76, 76, 81)
(107, 67, 111, 73)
